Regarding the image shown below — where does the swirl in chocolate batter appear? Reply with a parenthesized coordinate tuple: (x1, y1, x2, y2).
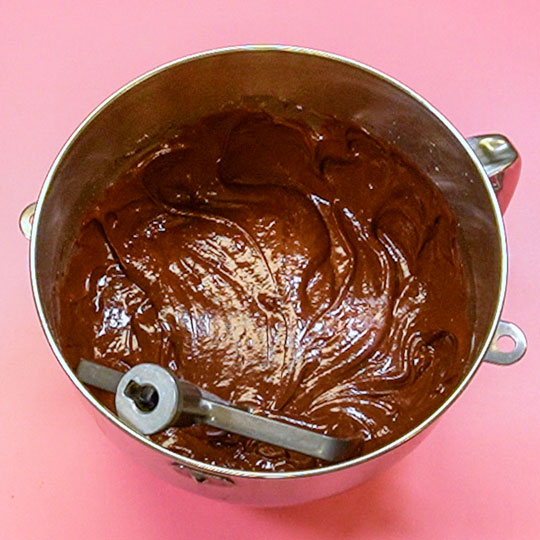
(58, 109, 471, 471)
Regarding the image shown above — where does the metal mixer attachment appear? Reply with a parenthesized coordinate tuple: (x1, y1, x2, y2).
(76, 360, 351, 462)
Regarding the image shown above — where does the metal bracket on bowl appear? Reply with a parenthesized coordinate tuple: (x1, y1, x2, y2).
(466, 134, 521, 213)
(484, 320, 527, 366)
(19, 202, 37, 240)
(171, 462, 235, 487)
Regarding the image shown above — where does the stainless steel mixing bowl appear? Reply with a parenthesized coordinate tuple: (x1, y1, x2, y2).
(19, 46, 526, 506)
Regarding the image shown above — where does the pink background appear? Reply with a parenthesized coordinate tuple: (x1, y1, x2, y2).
(2, 1, 539, 538)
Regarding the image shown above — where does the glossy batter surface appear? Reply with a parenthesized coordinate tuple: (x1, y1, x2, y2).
(58, 108, 472, 471)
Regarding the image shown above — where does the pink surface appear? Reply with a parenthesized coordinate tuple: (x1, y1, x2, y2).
(2, 1, 539, 538)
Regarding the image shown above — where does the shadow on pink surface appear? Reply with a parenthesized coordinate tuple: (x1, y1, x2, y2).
(253, 471, 412, 538)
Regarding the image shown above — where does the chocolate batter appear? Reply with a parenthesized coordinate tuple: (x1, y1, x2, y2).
(58, 108, 472, 471)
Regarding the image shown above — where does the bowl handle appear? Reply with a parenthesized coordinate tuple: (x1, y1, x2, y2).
(466, 134, 521, 214)
(19, 202, 36, 240)
(484, 320, 527, 365)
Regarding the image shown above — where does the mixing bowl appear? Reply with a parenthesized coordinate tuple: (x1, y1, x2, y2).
(19, 46, 526, 506)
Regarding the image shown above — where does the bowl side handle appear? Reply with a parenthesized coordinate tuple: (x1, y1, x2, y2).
(484, 320, 527, 365)
(466, 134, 521, 214)
(19, 202, 36, 240)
